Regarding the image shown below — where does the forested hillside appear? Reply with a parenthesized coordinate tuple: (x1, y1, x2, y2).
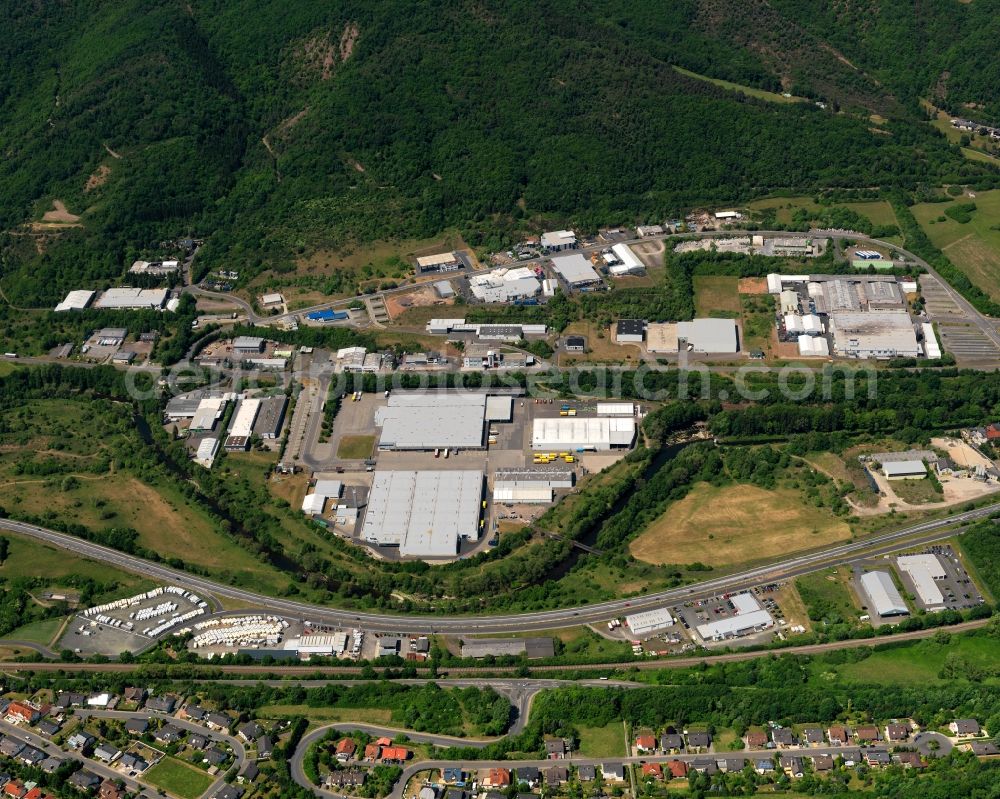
(1, 0, 999, 305)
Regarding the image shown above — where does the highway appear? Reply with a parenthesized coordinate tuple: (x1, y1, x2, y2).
(0, 503, 995, 635)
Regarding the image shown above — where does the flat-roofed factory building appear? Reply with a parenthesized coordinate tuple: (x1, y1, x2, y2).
(225, 398, 261, 451)
(531, 417, 635, 450)
(361, 470, 484, 558)
(375, 393, 487, 450)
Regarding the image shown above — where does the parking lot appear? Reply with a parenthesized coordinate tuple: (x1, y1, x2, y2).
(895, 545, 985, 611)
(60, 586, 209, 656)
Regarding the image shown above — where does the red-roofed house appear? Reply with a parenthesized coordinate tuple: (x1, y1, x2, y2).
(375, 737, 392, 747)
(6, 702, 40, 725)
(482, 768, 510, 787)
(381, 747, 410, 763)
(666, 760, 689, 779)
(3, 782, 26, 799)
(364, 744, 381, 762)
(635, 734, 656, 753)
(335, 738, 357, 761)
(640, 763, 662, 780)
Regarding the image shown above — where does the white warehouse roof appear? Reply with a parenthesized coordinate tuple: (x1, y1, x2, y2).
(922, 323, 942, 359)
(531, 417, 635, 450)
(861, 570, 909, 617)
(375, 393, 487, 450)
(94, 288, 169, 310)
(551, 253, 601, 285)
(624, 608, 675, 637)
(696, 609, 773, 640)
(493, 486, 553, 504)
(54, 289, 96, 312)
(190, 398, 227, 431)
(676, 318, 739, 353)
(609, 243, 644, 275)
(229, 399, 261, 439)
(301, 494, 327, 515)
(883, 460, 927, 478)
(361, 470, 483, 557)
(896, 554, 946, 610)
(596, 402, 635, 416)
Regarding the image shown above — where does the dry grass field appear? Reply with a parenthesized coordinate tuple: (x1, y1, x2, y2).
(693, 275, 741, 316)
(629, 482, 852, 568)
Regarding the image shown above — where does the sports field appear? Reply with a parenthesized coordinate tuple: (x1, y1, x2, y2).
(911, 189, 1000, 300)
(693, 275, 740, 317)
(629, 482, 852, 568)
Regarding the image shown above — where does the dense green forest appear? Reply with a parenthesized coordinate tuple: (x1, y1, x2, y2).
(1, 0, 999, 306)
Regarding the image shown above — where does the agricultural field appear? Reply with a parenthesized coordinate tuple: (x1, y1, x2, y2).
(911, 189, 1000, 300)
(693, 275, 741, 317)
(143, 757, 215, 799)
(629, 483, 852, 569)
(840, 200, 898, 229)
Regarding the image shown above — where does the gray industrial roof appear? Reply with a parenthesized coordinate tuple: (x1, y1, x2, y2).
(551, 253, 601, 285)
(376, 393, 486, 449)
(861, 570, 909, 617)
(676, 318, 739, 353)
(361, 470, 483, 557)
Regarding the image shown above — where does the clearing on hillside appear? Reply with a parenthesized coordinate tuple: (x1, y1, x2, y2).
(629, 482, 851, 568)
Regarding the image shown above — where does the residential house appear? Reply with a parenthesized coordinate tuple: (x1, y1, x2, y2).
(203, 747, 229, 767)
(67, 771, 100, 793)
(855, 725, 881, 744)
(515, 767, 539, 787)
(660, 733, 684, 752)
(950, 719, 982, 736)
(326, 771, 367, 789)
(780, 756, 804, 778)
(0, 739, 24, 758)
(145, 695, 177, 714)
(483, 792, 506, 799)
(754, 760, 775, 775)
(441, 767, 464, 784)
(119, 753, 149, 772)
(187, 734, 208, 750)
(55, 692, 85, 709)
(256, 735, 273, 759)
(640, 763, 662, 780)
(180, 704, 206, 721)
(5, 703, 39, 725)
(811, 754, 834, 772)
(237, 761, 258, 784)
(93, 743, 121, 763)
(865, 750, 891, 767)
(634, 733, 656, 754)
(26, 787, 57, 799)
(601, 764, 625, 782)
(98, 781, 124, 799)
(444, 789, 468, 799)
(18, 748, 44, 767)
(124, 718, 148, 735)
(895, 752, 925, 769)
(723, 758, 747, 773)
(840, 749, 862, 767)
(969, 741, 999, 756)
(576, 765, 596, 782)
(665, 760, 688, 780)
(802, 727, 825, 745)
(544, 738, 566, 759)
(363, 744, 381, 762)
(480, 768, 510, 788)
(122, 687, 147, 705)
(211, 786, 243, 799)
(3, 781, 26, 799)
(743, 731, 768, 749)
(204, 712, 231, 731)
(687, 731, 712, 750)
(335, 738, 357, 762)
(381, 746, 410, 764)
(67, 732, 94, 750)
(771, 728, 796, 748)
(691, 758, 718, 775)
(827, 726, 850, 746)
(885, 723, 910, 743)
(36, 720, 60, 737)
(39, 756, 63, 774)
(154, 725, 183, 745)
(237, 721, 263, 743)
(543, 765, 567, 786)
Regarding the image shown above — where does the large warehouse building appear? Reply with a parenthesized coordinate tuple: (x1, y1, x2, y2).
(531, 417, 635, 450)
(551, 253, 601, 287)
(624, 608, 675, 637)
(860, 570, 909, 617)
(224, 399, 261, 451)
(828, 311, 920, 359)
(677, 319, 739, 354)
(695, 593, 774, 641)
(375, 393, 488, 450)
(94, 288, 169, 310)
(896, 554, 947, 610)
(361, 470, 484, 558)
